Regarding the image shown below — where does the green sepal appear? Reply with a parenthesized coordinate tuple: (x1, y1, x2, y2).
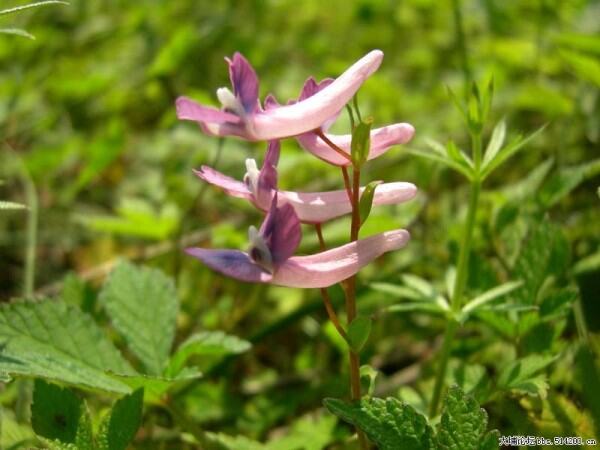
(351, 117, 373, 168)
(358, 180, 382, 226)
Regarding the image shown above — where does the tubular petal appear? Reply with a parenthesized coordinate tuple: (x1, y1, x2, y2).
(186, 229, 410, 288)
(194, 165, 417, 224)
(297, 123, 415, 166)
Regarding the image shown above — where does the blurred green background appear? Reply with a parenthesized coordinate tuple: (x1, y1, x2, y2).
(1, 0, 599, 447)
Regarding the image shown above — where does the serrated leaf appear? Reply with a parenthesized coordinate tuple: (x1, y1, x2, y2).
(31, 380, 82, 444)
(437, 386, 494, 450)
(324, 397, 435, 450)
(97, 389, 144, 450)
(480, 125, 545, 180)
(166, 331, 250, 377)
(482, 120, 506, 167)
(359, 181, 382, 226)
(347, 316, 372, 352)
(0, 300, 134, 393)
(112, 368, 202, 404)
(100, 261, 178, 375)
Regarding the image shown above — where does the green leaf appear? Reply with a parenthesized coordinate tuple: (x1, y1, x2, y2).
(437, 386, 497, 450)
(559, 49, 600, 87)
(497, 354, 556, 398)
(99, 261, 178, 375)
(446, 141, 473, 172)
(97, 389, 144, 450)
(0, 28, 35, 39)
(113, 369, 202, 404)
(0, 200, 27, 211)
(512, 220, 568, 305)
(360, 365, 379, 397)
(482, 120, 506, 168)
(347, 316, 372, 352)
(166, 331, 251, 377)
(351, 118, 373, 167)
(31, 380, 83, 444)
(539, 158, 600, 208)
(480, 125, 546, 180)
(324, 397, 435, 450)
(0, 300, 134, 393)
(460, 281, 523, 319)
(0, 1, 68, 16)
(406, 147, 474, 180)
(358, 180, 382, 226)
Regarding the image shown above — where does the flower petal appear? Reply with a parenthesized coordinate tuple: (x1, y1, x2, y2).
(296, 123, 415, 166)
(249, 50, 384, 140)
(193, 166, 251, 200)
(259, 196, 302, 265)
(298, 77, 334, 101)
(271, 229, 410, 288)
(176, 97, 241, 124)
(276, 182, 417, 223)
(255, 140, 280, 205)
(185, 248, 272, 283)
(226, 52, 260, 113)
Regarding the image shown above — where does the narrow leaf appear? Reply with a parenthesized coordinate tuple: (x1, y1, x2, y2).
(0, 200, 27, 210)
(461, 281, 523, 317)
(406, 147, 474, 180)
(351, 118, 373, 167)
(0, 28, 35, 39)
(359, 180, 382, 225)
(482, 120, 506, 168)
(0, 1, 68, 16)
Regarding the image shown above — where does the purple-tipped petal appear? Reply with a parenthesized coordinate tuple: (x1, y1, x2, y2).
(185, 248, 273, 283)
(297, 123, 415, 166)
(271, 229, 410, 288)
(298, 77, 334, 101)
(263, 94, 280, 111)
(256, 141, 280, 205)
(249, 50, 384, 140)
(226, 52, 260, 114)
(259, 197, 301, 265)
(176, 97, 241, 124)
(276, 182, 417, 224)
(193, 166, 251, 200)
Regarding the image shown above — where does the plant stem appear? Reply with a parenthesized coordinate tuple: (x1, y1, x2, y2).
(346, 166, 369, 449)
(429, 133, 482, 417)
(451, 0, 471, 95)
(314, 128, 352, 163)
(315, 224, 348, 340)
(341, 166, 353, 203)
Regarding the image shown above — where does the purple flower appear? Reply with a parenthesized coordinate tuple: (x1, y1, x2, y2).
(176, 50, 384, 141)
(194, 141, 417, 224)
(292, 77, 415, 166)
(186, 196, 410, 288)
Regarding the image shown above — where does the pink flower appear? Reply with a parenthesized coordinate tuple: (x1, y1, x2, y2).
(176, 50, 384, 141)
(292, 77, 415, 166)
(194, 141, 417, 224)
(186, 196, 410, 288)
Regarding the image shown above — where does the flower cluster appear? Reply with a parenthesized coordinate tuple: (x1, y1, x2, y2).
(177, 50, 416, 288)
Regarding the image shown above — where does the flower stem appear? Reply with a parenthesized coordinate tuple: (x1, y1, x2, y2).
(429, 133, 482, 417)
(314, 128, 352, 163)
(315, 224, 348, 341)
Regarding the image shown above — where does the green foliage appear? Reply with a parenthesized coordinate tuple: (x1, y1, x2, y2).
(358, 180, 382, 226)
(31, 380, 88, 445)
(437, 386, 498, 450)
(99, 260, 178, 375)
(325, 386, 498, 449)
(347, 316, 372, 353)
(0, 200, 27, 211)
(97, 389, 144, 450)
(351, 118, 373, 167)
(324, 396, 435, 450)
(497, 355, 556, 398)
(0, 300, 134, 393)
